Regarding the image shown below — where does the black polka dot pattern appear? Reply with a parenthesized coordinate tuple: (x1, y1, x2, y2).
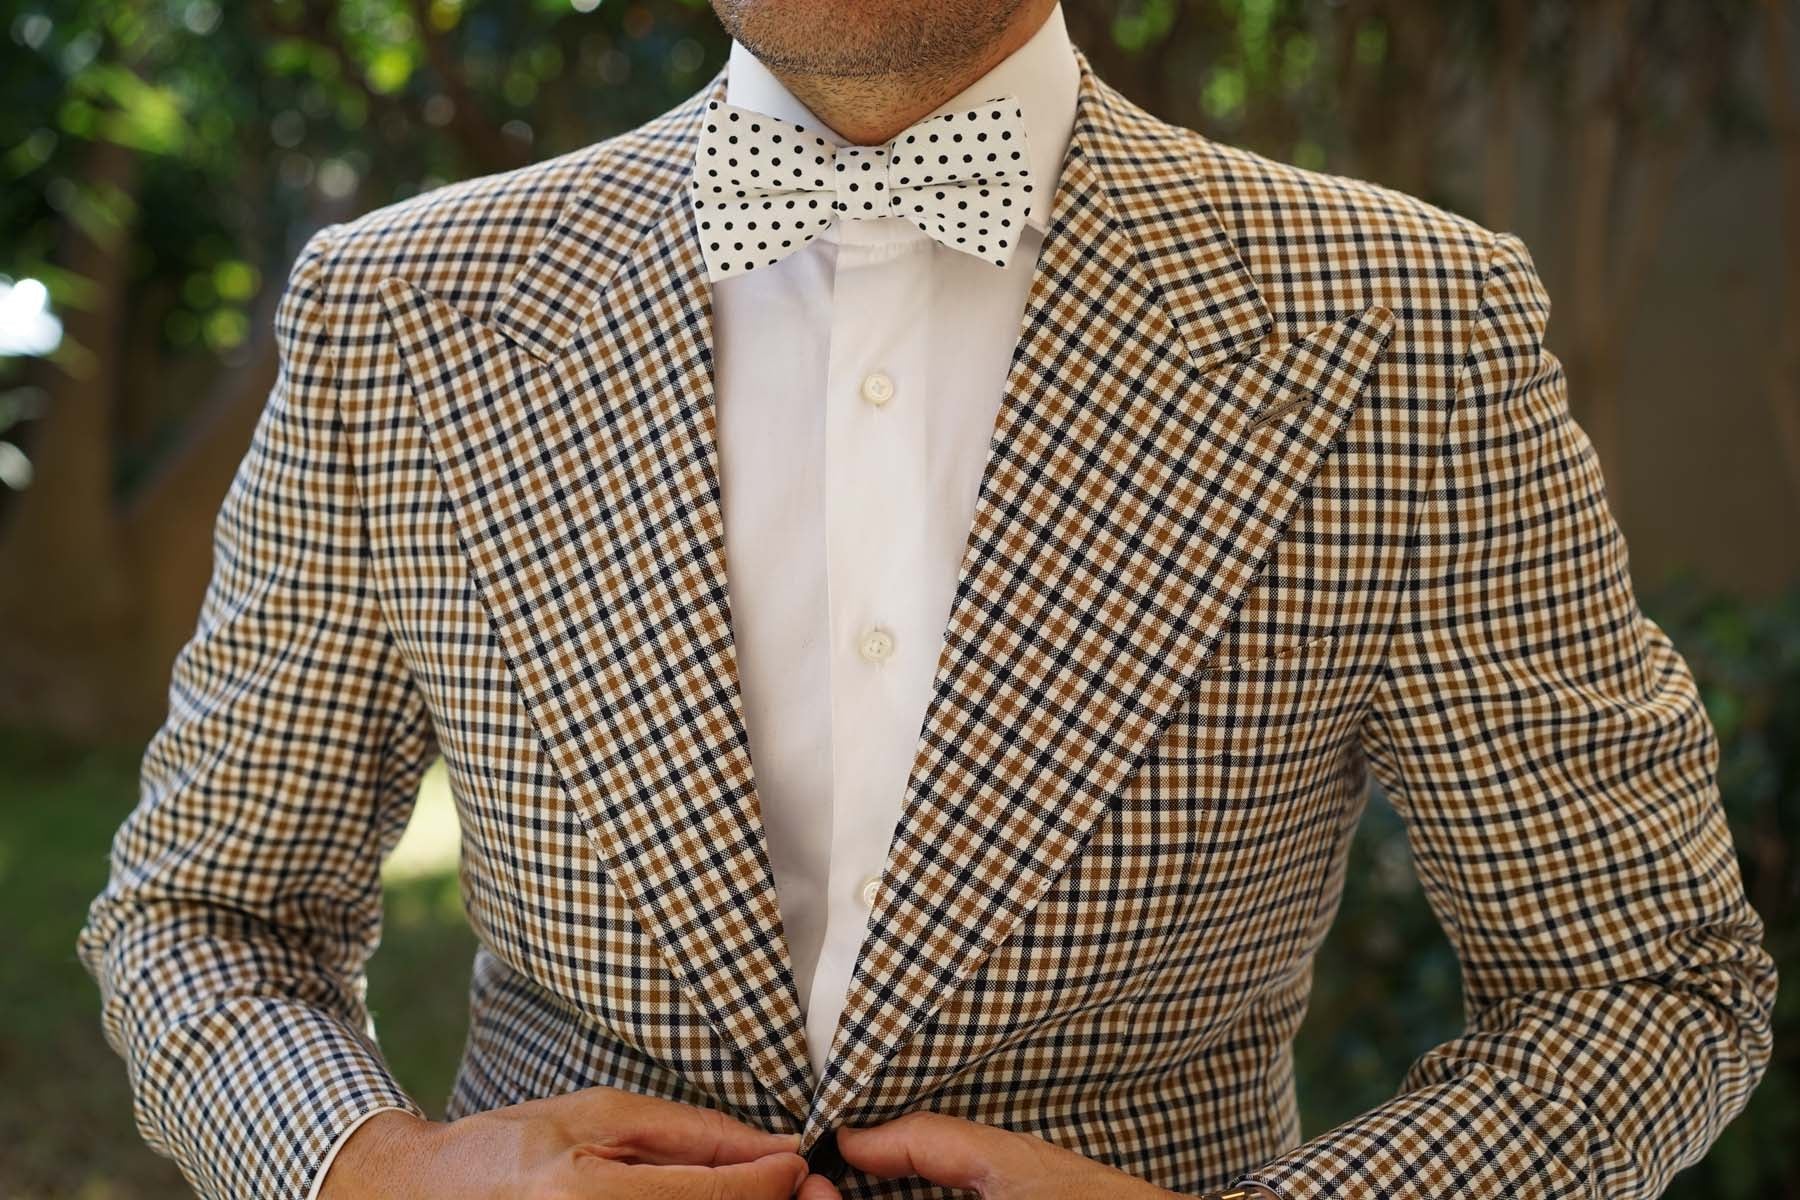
(693, 96, 1033, 281)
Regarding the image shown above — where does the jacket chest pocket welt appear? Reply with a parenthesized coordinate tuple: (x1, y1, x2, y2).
(1149, 631, 1353, 796)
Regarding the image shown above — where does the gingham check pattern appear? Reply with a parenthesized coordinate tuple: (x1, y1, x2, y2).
(78, 44, 1775, 1200)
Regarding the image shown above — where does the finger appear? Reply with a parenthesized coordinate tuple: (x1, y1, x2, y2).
(576, 1151, 810, 1199)
(797, 1172, 844, 1200)
(834, 1112, 995, 1190)
(703, 1153, 811, 1200)
(595, 1091, 802, 1165)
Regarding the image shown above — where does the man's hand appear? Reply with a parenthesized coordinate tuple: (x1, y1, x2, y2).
(320, 1085, 808, 1200)
(795, 1111, 1192, 1200)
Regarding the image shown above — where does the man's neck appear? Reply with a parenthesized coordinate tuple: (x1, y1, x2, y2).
(763, 0, 1057, 145)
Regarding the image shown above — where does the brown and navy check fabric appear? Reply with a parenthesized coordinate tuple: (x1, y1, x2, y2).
(78, 43, 1775, 1200)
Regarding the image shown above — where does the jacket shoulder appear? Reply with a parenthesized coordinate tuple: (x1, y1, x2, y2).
(304, 87, 701, 331)
(1167, 128, 1506, 341)
(304, 137, 613, 323)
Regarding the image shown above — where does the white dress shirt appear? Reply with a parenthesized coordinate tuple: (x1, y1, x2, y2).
(309, 9, 1077, 1192)
(712, 6, 1079, 1090)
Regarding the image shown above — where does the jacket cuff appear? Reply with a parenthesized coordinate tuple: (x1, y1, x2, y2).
(303, 1103, 414, 1200)
(1232, 1069, 1589, 1199)
(129, 997, 425, 1200)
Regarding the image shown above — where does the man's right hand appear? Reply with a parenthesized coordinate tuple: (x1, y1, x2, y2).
(318, 1085, 809, 1199)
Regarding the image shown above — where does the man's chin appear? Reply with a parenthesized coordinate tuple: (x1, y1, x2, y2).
(709, 0, 1023, 80)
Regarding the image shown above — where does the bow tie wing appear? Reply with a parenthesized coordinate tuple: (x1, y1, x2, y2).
(885, 98, 1032, 268)
(693, 99, 840, 280)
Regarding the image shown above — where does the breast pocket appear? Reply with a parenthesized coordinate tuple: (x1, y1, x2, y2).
(1176, 631, 1346, 777)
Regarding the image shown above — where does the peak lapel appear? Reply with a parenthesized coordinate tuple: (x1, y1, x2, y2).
(376, 69, 818, 1123)
(804, 51, 1394, 1141)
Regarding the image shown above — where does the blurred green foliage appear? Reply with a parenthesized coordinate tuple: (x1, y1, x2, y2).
(4, 0, 1764, 414)
(2, 0, 727, 474)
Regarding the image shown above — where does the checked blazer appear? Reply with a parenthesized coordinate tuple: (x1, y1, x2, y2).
(79, 43, 1775, 1200)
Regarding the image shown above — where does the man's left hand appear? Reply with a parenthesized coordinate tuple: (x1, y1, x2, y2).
(796, 1111, 1183, 1199)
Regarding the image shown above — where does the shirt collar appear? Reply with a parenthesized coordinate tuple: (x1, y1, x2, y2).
(722, 2, 1079, 235)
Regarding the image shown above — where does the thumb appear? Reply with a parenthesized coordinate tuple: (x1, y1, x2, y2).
(596, 1092, 801, 1165)
(834, 1113, 992, 1190)
(704, 1150, 811, 1199)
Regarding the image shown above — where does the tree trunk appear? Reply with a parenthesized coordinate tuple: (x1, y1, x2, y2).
(1564, 0, 1627, 512)
(1764, 0, 1800, 507)
(115, 274, 287, 734)
(1483, 0, 1529, 232)
(0, 135, 143, 738)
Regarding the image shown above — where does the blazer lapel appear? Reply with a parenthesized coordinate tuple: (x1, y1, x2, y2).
(804, 50, 1395, 1142)
(373, 44, 1393, 1143)
(376, 70, 820, 1124)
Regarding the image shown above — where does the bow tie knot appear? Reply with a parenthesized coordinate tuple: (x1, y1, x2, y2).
(692, 96, 1034, 281)
(830, 142, 893, 220)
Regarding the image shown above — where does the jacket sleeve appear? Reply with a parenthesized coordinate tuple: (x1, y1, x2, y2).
(75, 222, 440, 1200)
(1238, 231, 1777, 1200)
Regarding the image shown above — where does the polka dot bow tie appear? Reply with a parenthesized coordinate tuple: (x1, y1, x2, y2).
(691, 95, 1035, 281)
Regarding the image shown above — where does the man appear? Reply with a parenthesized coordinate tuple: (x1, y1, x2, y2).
(78, 0, 1776, 1197)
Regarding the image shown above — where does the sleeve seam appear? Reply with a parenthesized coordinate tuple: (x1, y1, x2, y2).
(301, 222, 443, 779)
(291, 221, 444, 972)
(1356, 226, 1510, 776)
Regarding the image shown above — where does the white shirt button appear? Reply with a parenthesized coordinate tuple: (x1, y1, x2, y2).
(858, 626, 895, 662)
(859, 371, 895, 406)
(858, 875, 881, 908)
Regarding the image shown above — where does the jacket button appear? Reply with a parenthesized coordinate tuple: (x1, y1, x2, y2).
(804, 1126, 848, 1183)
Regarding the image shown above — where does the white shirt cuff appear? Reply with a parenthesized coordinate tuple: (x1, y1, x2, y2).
(305, 1104, 409, 1200)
